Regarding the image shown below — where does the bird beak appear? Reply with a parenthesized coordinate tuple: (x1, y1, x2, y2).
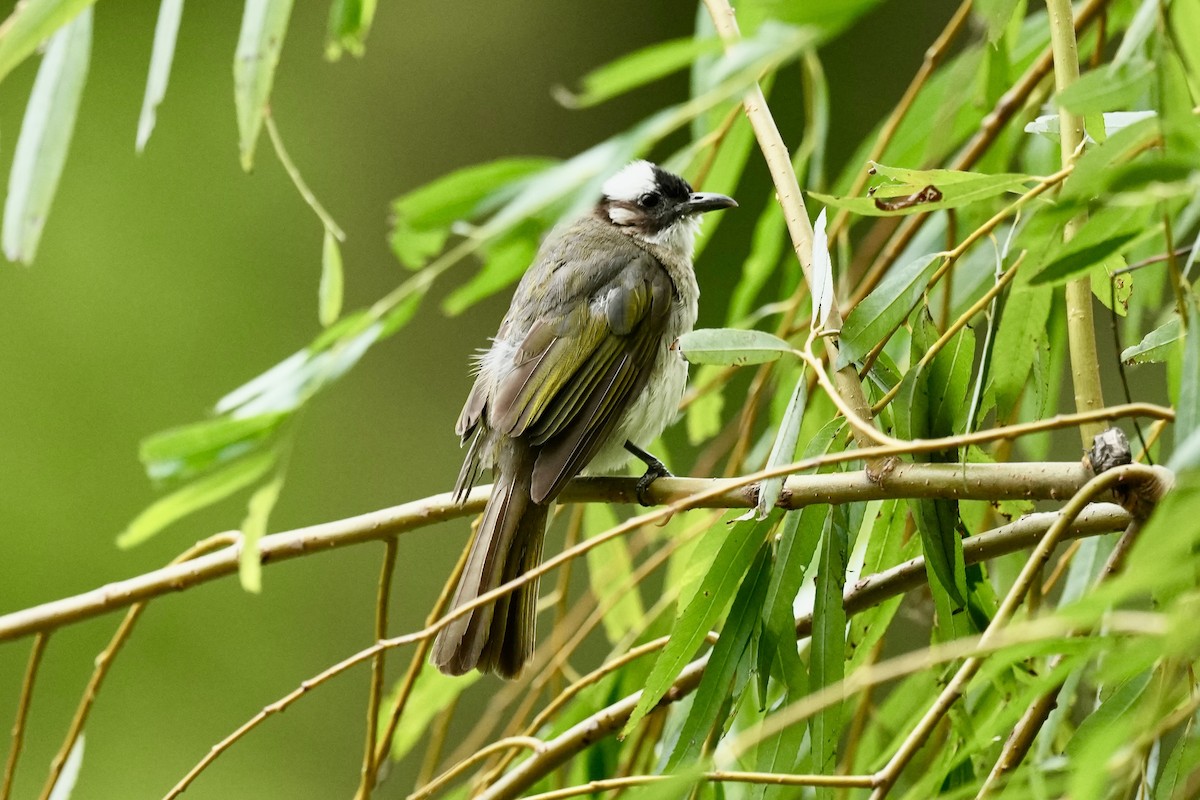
(682, 192, 737, 214)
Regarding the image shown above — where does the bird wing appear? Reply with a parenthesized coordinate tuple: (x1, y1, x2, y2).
(488, 248, 675, 504)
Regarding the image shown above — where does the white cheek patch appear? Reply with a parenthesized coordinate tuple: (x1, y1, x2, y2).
(607, 206, 639, 226)
(602, 160, 657, 203)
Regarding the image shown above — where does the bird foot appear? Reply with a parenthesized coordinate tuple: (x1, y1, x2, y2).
(624, 441, 673, 506)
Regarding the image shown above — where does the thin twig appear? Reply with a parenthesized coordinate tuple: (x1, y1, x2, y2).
(517, 770, 878, 800)
(355, 538, 399, 800)
(264, 110, 346, 240)
(409, 737, 545, 800)
(2, 633, 49, 800)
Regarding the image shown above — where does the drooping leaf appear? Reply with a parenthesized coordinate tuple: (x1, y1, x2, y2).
(383, 667, 479, 761)
(668, 539, 773, 769)
(325, 0, 376, 60)
(737, 0, 884, 40)
(233, 0, 295, 171)
(623, 515, 771, 737)
(1176, 299, 1200, 449)
(319, 229, 344, 326)
(140, 411, 289, 482)
(48, 734, 85, 800)
(441, 228, 539, 316)
(2, 7, 91, 265)
(810, 208, 834, 329)
(135, 0, 184, 152)
(987, 285, 1051, 419)
(584, 505, 645, 643)
(847, 500, 909, 672)
(838, 252, 941, 366)
(1121, 314, 1181, 364)
(118, 449, 278, 548)
(561, 37, 723, 108)
(1030, 232, 1140, 285)
(677, 328, 794, 366)
(809, 504, 849, 787)
(238, 474, 283, 593)
(0, 0, 96, 85)
(756, 369, 808, 519)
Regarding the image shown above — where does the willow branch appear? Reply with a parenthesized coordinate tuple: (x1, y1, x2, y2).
(1045, 0, 1105, 447)
(1, 633, 49, 800)
(354, 538, 398, 800)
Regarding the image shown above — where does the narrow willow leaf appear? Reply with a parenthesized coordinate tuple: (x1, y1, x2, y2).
(383, 667, 479, 761)
(319, 229, 344, 326)
(1057, 61, 1155, 115)
(677, 328, 793, 366)
(838, 252, 941, 366)
(2, 8, 91, 265)
(1176, 300, 1200, 449)
(988, 285, 1051, 420)
(0, 0, 95, 85)
(562, 37, 722, 108)
(389, 157, 554, 269)
(1122, 315, 1181, 364)
(756, 370, 807, 519)
(668, 539, 772, 769)
(758, 505, 825, 699)
(974, 0, 1022, 42)
(737, 0, 884, 40)
(1031, 232, 1140, 285)
(140, 410, 288, 481)
(238, 474, 283, 593)
(810, 171, 1029, 217)
(325, 0, 375, 60)
(1155, 717, 1200, 800)
(118, 449, 277, 548)
(727, 194, 786, 324)
(584, 505, 644, 643)
(48, 734, 84, 800)
(810, 504, 848, 784)
(234, 0, 294, 171)
(136, 0, 184, 152)
(441, 229, 538, 315)
(623, 516, 771, 737)
(810, 208, 834, 329)
(847, 500, 908, 671)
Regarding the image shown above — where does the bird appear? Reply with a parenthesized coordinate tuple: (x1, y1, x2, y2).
(431, 160, 736, 678)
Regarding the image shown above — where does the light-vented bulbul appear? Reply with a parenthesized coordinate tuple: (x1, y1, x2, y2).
(432, 161, 735, 678)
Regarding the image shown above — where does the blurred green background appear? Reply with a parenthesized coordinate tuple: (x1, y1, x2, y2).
(0, 1, 951, 796)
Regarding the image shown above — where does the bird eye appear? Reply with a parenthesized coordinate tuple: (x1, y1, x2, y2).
(639, 192, 661, 208)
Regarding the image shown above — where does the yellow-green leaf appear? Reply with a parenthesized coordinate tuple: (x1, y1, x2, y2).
(234, 0, 294, 171)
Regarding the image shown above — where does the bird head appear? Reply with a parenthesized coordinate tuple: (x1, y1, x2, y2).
(596, 161, 736, 259)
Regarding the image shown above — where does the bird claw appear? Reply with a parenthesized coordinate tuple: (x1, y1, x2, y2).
(635, 462, 673, 506)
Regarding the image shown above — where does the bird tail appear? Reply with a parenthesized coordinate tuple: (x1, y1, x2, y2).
(432, 445, 549, 678)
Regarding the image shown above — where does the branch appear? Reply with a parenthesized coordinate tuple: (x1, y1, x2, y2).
(474, 503, 1134, 800)
(0, 461, 1110, 643)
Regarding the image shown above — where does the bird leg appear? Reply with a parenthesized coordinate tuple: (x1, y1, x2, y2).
(624, 441, 673, 506)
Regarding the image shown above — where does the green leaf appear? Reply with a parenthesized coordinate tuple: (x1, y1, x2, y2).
(562, 37, 723, 108)
(810, 169, 1030, 217)
(119, 449, 278, 548)
(238, 474, 283, 593)
(974, 0, 1022, 42)
(1056, 61, 1154, 115)
(847, 500, 909, 672)
(810, 504, 849, 786)
(234, 0, 295, 171)
(1030, 232, 1140, 286)
(757, 506, 822, 703)
(441, 229, 539, 316)
(1122, 315, 1181, 364)
(389, 158, 553, 269)
(623, 515, 771, 737)
(383, 667, 479, 762)
(667, 539, 772, 770)
(988, 285, 1051, 419)
(1176, 299, 1200, 450)
(319, 230, 344, 327)
(727, 193, 786, 325)
(0, 0, 96, 86)
(135, 0, 184, 153)
(584, 505, 644, 644)
(737, 0, 883, 40)
(325, 0, 375, 60)
(838, 252, 941, 366)
(2, 7, 91, 265)
(756, 369, 808, 519)
(140, 411, 289, 482)
(677, 328, 794, 366)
